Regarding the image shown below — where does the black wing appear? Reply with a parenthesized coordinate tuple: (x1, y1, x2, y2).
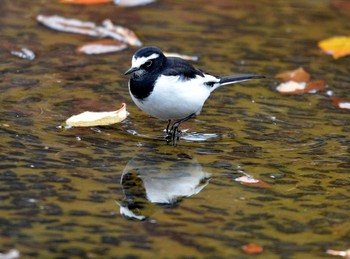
(163, 57, 204, 79)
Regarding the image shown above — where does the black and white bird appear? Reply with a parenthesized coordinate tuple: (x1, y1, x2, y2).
(125, 46, 264, 144)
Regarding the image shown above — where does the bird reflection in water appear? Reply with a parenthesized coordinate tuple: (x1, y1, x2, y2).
(116, 152, 211, 221)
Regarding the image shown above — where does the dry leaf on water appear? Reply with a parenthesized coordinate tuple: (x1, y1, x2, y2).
(242, 243, 264, 254)
(275, 67, 327, 94)
(77, 39, 127, 54)
(65, 103, 129, 127)
(318, 36, 350, 59)
(234, 176, 271, 188)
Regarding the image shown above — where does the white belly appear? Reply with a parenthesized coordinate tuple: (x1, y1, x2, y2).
(130, 74, 216, 120)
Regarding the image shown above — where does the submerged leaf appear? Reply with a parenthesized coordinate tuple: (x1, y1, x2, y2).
(65, 103, 129, 127)
(77, 39, 127, 54)
(318, 36, 350, 59)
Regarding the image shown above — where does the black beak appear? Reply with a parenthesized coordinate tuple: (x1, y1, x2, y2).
(124, 67, 139, 75)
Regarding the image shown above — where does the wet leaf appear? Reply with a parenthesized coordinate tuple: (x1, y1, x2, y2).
(164, 52, 199, 61)
(242, 243, 263, 254)
(234, 176, 271, 188)
(326, 248, 350, 258)
(113, 0, 156, 7)
(275, 67, 310, 83)
(318, 36, 350, 59)
(65, 103, 129, 127)
(99, 19, 142, 46)
(60, 0, 112, 4)
(77, 39, 127, 54)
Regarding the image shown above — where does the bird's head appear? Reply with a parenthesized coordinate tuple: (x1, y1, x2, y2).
(125, 46, 165, 77)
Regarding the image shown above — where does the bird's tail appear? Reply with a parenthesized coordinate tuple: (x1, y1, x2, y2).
(219, 74, 265, 86)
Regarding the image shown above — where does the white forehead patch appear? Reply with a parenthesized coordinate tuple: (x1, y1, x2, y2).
(132, 53, 159, 68)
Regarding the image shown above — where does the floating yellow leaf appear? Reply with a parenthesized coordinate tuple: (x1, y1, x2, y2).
(318, 36, 350, 59)
(65, 103, 129, 127)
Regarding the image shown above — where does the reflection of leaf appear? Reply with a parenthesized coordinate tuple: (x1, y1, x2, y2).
(65, 103, 129, 127)
(60, 0, 112, 3)
(318, 36, 350, 59)
(242, 243, 263, 254)
(77, 40, 127, 55)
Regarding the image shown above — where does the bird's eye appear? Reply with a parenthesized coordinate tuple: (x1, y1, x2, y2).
(144, 60, 152, 67)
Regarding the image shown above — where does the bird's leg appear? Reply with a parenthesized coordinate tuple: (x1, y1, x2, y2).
(166, 119, 171, 134)
(168, 113, 196, 146)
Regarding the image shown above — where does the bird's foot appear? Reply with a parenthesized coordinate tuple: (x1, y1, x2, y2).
(165, 122, 182, 146)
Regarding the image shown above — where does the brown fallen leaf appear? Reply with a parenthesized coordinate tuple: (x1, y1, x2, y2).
(275, 67, 327, 94)
(326, 248, 350, 258)
(65, 103, 129, 127)
(318, 36, 350, 59)
(275, 67, 310, 83)
(242, 243, 263, 254)
(77, 39, 127, 54)
(328, 93, 350, 110)
(60, 0, 112, 3)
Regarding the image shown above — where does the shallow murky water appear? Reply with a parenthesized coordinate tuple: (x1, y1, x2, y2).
(1, 0, 350, 258)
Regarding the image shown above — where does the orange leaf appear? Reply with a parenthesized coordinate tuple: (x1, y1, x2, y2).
(60, 0, 112, 4)
(318, 36, 350, 59)
(242, 243, 263, 254)
(275, 67, 310, 83)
